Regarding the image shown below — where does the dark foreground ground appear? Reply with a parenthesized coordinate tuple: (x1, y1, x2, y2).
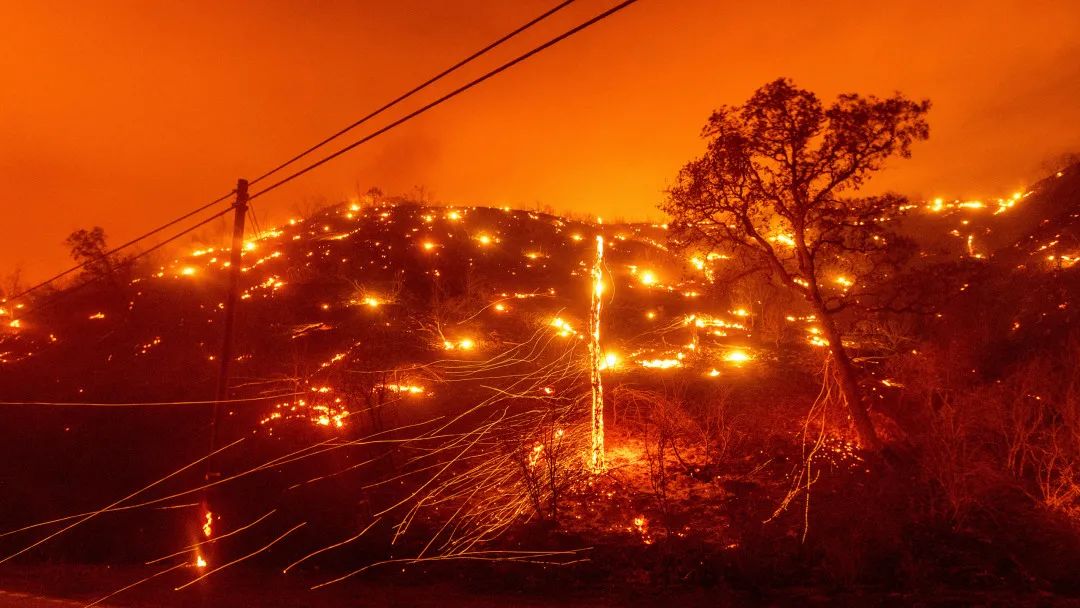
(2, 565, 1080, 607)
(0, 564, 704, 608)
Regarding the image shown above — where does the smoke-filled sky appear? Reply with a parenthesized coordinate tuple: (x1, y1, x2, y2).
(3, 0, 1079, 281)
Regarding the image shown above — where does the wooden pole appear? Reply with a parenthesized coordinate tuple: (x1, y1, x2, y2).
(209, 179, 249, 458)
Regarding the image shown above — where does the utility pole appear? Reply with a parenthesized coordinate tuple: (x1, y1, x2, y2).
(209, 178, 249, 458)
(199, 179, 247, 563)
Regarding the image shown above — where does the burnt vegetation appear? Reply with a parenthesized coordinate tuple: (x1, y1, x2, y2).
(2, 80, 1080, 603)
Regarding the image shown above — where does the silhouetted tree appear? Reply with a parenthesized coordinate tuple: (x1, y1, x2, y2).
(661, 78, 931, 449)
(65, 227, 116, 279)
(0, 266, 24, 301)
(65, 224, 135, 308)
(364, 186, 384, 204)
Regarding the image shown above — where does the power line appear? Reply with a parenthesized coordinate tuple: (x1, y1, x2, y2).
(14, 205, 234, 317)
(2, 0, 591, 304)
(2, 0, 572, 304)
(3, 190, 235, 305)
(248, 0, 577, 186)
(249, 0, 641, 202)
(247, 205, 264, 240)
(4, 0, 638, 314)
(0, 392, 304, 408)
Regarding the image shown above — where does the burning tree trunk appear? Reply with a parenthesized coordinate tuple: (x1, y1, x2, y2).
(807, 294, 880, 449)
(589, 234, 606, 473)
(796, 229, 881, 450)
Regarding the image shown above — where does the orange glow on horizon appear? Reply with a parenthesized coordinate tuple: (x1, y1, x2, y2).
(2, 2, 1077, 282)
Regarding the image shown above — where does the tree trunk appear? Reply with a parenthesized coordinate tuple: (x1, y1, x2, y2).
(812, 302, 880, 450)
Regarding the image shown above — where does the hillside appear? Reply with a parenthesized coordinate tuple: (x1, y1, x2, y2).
(1, 163, 1080, 601)
(897, 160, 1080, 265)
(0, 203, 756, 407)
(4, 160, 1078, 404)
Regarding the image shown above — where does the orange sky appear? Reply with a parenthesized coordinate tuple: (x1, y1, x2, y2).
(2, 0, 1079, 281)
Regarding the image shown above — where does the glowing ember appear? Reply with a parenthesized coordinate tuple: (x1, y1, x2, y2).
(550, 317, 576, 337)
(385, 383, 425, 395)
(640, 358, 681, 369)
(631, 516, 653, 544)
(528, 442, 544, 467)
(599, 351, 619, 370)
(444, 338, 476, 351)
(723, 349, 751, 364)
(770, 233, 796, 247)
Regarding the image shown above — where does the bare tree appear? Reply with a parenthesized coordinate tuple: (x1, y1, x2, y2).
(0, 266, 24, 300)
(364, 186, 384, 204)
(64, 226, 131, 304)
(661, 78, 930, 450)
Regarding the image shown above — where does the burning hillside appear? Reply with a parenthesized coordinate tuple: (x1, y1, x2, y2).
(1, 160, 1079, 603)
(4, 0, 1080, 602)
(0, 202, 754, 407)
